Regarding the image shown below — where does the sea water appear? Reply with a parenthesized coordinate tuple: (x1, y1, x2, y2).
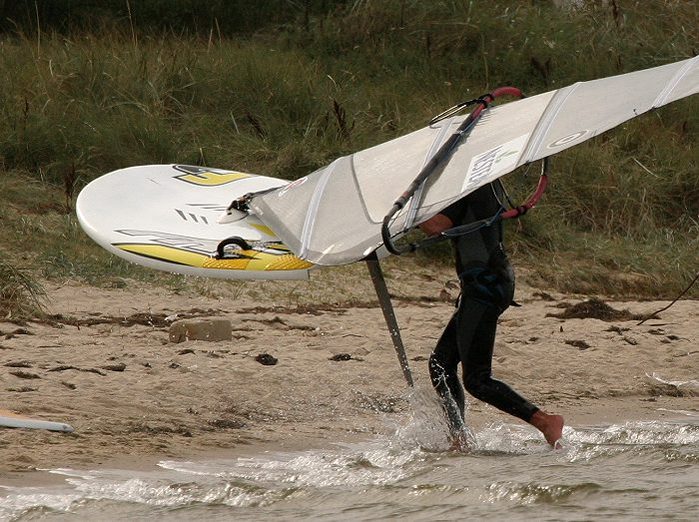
(2, 393, 698, 521)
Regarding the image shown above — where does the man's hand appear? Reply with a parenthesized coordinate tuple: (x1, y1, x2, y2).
(419, 213, 454, 237)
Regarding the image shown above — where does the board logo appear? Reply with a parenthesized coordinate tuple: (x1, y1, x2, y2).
(173, 165, 252, 186)
(548, 130, 589, 149)
(113, 229, 313, 272)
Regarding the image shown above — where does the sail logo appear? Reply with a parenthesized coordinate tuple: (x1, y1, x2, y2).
(277, 176, 307, 197)
(462, 134, 528, 193)
(548, 130, 589, 149)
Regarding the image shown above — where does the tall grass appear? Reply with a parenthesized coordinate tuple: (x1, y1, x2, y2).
(0, 257, 46, 319)
(0, 0, 697, 298)
(0, 1, 346, 36)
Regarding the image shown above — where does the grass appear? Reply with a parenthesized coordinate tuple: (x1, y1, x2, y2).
(0, 257, 46, 319)
(0, 1, 697, 315)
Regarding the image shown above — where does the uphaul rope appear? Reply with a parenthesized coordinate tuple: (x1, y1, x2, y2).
(380, 87, 549, 255)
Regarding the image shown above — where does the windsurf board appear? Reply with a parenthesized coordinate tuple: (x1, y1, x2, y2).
(0, 408, 74, 432)
(76, 165, 314, 280)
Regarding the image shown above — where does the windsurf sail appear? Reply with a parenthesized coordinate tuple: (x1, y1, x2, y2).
(249, 56, 699, 266)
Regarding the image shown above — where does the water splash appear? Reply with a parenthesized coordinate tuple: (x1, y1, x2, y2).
(1, 414, 698, 520)
(385, 383, 477, 452)
(160, 436, 429, 492)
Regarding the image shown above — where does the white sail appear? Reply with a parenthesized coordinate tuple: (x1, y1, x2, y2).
(250, 56, 699, 266)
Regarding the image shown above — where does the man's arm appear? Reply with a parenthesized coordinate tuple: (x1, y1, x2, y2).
(419, 213, 454, 237)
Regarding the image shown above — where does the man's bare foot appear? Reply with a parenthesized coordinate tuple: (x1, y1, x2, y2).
(529, 410, 564, 447)
(448, 429, 475, 452)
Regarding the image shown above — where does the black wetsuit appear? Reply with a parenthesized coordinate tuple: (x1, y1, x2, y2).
(428, 182, 539, 431)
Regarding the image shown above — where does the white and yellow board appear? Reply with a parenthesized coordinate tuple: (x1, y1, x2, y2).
(77, 165, 313, 280)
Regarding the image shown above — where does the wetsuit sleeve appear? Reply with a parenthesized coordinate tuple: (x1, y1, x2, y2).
(440, 197, 469, 225)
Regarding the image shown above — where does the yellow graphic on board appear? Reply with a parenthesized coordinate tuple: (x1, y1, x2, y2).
(174, 170, 252, 187)
(251, 223, 278, 237)
(116, 244, 313, 272)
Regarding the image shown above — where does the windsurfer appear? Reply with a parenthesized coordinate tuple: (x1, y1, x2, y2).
(420, 181, 564, 448)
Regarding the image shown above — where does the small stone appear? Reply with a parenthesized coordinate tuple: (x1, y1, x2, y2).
(255, 353, 278, 366)
(169, 319, 232, 343)
(101, 363, 127, 372)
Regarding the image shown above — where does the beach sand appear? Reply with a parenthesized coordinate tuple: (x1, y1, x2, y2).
(1, 259, 697, 480)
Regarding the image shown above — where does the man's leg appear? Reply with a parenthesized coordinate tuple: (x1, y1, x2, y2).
(429, 313, 466, 434)
(456, 279, 564, 446)
(456, 296, 540, 421)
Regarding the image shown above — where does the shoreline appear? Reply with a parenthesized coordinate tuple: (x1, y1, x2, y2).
(1, 262, 697, 481)
(2, 394, 697, 489)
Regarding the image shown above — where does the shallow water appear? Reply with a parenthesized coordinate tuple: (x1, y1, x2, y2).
(2, 396, 698, 521)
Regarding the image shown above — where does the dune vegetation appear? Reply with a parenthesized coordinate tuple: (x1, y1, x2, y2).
(1, 0, 697, 315)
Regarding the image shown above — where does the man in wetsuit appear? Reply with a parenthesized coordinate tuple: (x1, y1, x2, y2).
(419, 181, 564, 447)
